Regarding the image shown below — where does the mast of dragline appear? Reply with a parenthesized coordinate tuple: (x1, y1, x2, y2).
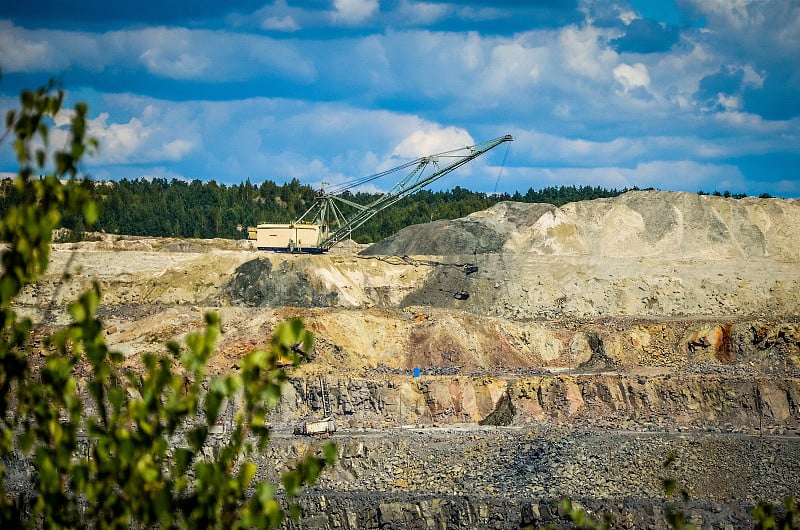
(297, 134, 513, 250)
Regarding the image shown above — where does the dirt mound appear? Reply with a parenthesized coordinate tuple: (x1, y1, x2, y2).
(363, 191, 800, 260)
(223, 257, 341, 307)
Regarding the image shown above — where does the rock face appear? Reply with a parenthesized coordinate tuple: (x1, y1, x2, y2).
(271, 369, 800, 434)
(12, 190, 800, 528)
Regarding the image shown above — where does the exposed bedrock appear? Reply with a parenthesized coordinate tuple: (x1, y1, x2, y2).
(269, 373, 800, 434)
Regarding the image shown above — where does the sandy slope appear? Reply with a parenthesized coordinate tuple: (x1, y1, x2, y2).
(12, 191, 799, 378)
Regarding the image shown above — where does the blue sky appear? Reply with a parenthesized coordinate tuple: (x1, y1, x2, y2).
(1, 0, 798, 198)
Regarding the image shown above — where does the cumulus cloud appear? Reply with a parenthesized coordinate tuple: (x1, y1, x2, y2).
(226, 1, 303, 31)
(629, 159, 746, 191)
(0, 22, 53, 72)
(86, 113, 150, 164)
(393, 0, 450, 25)
(332, 0, 379, 25)
(139, 48, 209, 80)
(558, 24, 618, 81)
(261, 15, 300, 31)
(257, 0, 301, 31)
(79, 93, 487, 188)
(458, 6, 508, 22)
(392, 127, 475, 160)
(738, 64, 764, 89)
(0, 22, 316, 83)
(683, 0, 800, 120)
(619, 10, 637, 25)
(132, 27, 316, 82)
(613, 62, 651, 92)
(691, 0, 760, 31)
(0, 21, 109, 73)
(161, 139, 195, 161)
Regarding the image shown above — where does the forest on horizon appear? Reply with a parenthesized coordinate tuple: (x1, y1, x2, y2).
(0, 177, 756, 243)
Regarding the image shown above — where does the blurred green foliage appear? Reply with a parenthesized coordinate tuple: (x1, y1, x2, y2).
(0, 81, 333, 527)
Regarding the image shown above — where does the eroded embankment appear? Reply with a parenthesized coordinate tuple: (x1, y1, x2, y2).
(269, 372, 800, 434)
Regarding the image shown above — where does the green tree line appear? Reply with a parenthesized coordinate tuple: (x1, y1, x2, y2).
(0, 178, 634, 243)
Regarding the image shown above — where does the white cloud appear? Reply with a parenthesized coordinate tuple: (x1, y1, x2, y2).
(139, 48, 209, 80)
(80, 93, 487, 187)
(691, 0, 760, 31)
(715, 93, 741, 111)
(629, 160, 746, 191)
(161, 139, 195, 161)
(613, 62, 651, 92)
(619, 10, 638, 25)
(0, 22, 316, 83)
(647, 38, 716, 102)
(332, 0, 380, 25)
(738, 64, 765, 89)
(2, 3, 796, 198)
(394, 0, 450, 25)
(261, 15, 300, 31)
(260, 0, 301, 31)
(557, 24, 618, 81)
(458, 6, 508, 22)
(0, 21, 109, 73)
(684, 0, 800, 74)
(86, 113, 150, 164)
(226, 0, 304, 31)
(510, 126, 799, 169)
(392, 127, 475, 159)
(0, 22, 52, 72)
(484, 40, 545, 91)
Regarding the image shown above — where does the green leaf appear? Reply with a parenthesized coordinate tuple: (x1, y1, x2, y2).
(83, 201, 98, 225)
(663, 478, 677, 496)
(69, 300, 87, 322)
(239, 462, 257, 488)
(281, 470, 302, 498)
(187, 425, 208, 452)
(175, 448, 194, 476)
(323, 442, 337, 465)
(17, 429, 35, 453)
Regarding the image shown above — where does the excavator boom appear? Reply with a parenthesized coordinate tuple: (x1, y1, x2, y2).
(254, 135, 512, 252)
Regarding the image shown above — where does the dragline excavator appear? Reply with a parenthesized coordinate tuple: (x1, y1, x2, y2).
(254, 134, 513, 252)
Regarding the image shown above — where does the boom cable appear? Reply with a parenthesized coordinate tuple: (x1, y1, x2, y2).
(492, 141, 511, 195)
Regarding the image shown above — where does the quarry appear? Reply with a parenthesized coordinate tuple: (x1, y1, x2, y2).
(14, 190, 800, 528)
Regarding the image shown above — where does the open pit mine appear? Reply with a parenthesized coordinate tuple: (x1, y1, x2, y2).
(14, 190, 800, 528)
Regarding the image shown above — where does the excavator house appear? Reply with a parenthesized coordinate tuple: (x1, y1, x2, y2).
(255, 135, 513, 253)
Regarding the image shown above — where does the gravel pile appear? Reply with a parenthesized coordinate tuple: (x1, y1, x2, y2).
(265, 428, 800, 529)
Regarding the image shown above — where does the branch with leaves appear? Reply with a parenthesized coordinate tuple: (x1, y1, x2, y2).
(0, 81, 334, 528)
